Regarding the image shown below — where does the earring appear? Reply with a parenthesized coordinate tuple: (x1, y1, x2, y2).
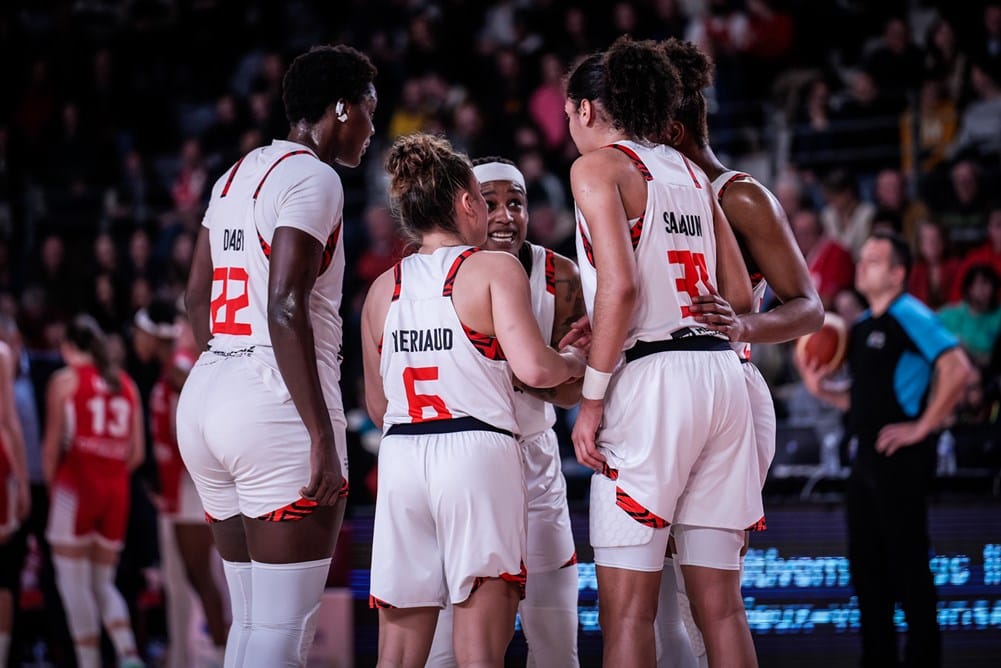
(335, 101, 348, 123)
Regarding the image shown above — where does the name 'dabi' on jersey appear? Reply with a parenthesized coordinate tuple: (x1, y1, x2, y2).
(391, 327, 454, 353)
(222, 228, 244, 251)
(663, 211, 703, 237)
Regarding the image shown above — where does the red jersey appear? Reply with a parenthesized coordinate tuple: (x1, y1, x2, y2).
(63, 364, 137, 476)
(152, 350, 195, 513)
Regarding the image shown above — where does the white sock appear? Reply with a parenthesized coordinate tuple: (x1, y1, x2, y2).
(655, 557, 698, 668)
(0, 632, 9, 666)
(53, 555, 100, 645)
(521, 566, 579, 668)
(75, 643, 101, 668)
(425, 604, 457, 668)
(222, 560, 253, 668)
(243, 558, 331, 667)
(91, 562, 138, 658)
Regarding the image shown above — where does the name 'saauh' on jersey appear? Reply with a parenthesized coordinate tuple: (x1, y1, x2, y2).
(390, 328, 454, 353)
(663, 210, 704, 237)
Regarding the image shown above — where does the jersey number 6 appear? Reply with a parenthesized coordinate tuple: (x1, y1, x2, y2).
(403, 366, 452, 423)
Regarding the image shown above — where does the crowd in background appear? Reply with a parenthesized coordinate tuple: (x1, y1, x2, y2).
(0, 0, 1000, 661)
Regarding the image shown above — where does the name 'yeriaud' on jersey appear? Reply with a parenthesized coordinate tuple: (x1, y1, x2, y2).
(392, 328, 454, 353)
(662, 211, 703, 237)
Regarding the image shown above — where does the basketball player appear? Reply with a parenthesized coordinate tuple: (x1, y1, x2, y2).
(425, 156, 583, 668)
(360, 133, 584, 667)
(654, 38, 825, 666)
(43, 316, 145, 668)
(177, 45, 377, 667)
(565, 37, 760, 666)
(152, 307, 227, 667)
(0, 337, 29, 666)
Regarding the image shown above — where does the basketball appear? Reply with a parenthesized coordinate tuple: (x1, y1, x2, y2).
(796, 312, 848, 371)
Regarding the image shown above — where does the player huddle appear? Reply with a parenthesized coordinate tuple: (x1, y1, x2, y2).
(37, 36, 827, 668)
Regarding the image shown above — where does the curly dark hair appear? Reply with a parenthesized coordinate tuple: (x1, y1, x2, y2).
(385, 133, 474, 245)
(565, 36, 680, 141)
(659, 38, 714, 146)
(282, 44, 377, 125)
(471, 156, 516, 167)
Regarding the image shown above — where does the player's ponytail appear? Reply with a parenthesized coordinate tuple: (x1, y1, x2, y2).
(65, 315, 121, 393)
(658, 38, 714, 146)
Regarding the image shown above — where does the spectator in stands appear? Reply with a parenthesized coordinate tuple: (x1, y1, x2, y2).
(872, 168, 929, 242)
(792, 208, 855, 309)
(831, 69, 902, 178)
(938, 264, 1001, 368)
(790, 76, 837, 176)
(528, 53, 569, 153)
(952, 205, 1001, 301)
(900, 78, 958, 175)
(820, 169, 876, 257)
(908, 220, 960, 310)
(938, 159, 988, 246)
(863, 16, 923, 111)
(948, 61, 1001, 161)
(973, 2, 1001, 71)
(922, 18, 968, 102)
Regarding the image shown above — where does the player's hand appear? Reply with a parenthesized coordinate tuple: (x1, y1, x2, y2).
(15, 479, 30, 522)
(572, 398, 607, 472)
(558, 315, 592, 351)
(560, 347, 587, 382)
(301, 436, 345, 506)
(690, 292, 746, 342)
(876, 421, 929, 456)
(794, 347, 829, 397)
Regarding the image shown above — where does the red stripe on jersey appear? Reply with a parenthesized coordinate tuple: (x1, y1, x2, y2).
(318, 224, 341, 275)
(376, 335, 383, 355)
(577, 221, 595, 267)
(680, 155, 703, 189)
(615, 486, 670, 528)
(257, 230, 271, 258)
(601, 462, 619, 480)
(606, 144, 653, 181)
(442, 247, 481, 297)
(560, 552, 579, 569)
(391, 262, 402, 302)
(204, 512, 219, 524)
(256, 497, 319, 522)
(715, 172, 749, 204)
(544, 248, 556, 295)
(630, 214, 644, 251)
(220, 155, 247, 197)
(252, 149, 313, 200)
(462, 323, 506, 361)
(369, 595, 396, 609)
(747, 515, 767, 532)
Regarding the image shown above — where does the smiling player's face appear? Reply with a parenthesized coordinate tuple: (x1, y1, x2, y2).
(480, 180, 528, 255)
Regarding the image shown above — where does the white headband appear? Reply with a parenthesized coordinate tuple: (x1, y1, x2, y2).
(134, 309, 181, 339)
(473, 162, 526, 191)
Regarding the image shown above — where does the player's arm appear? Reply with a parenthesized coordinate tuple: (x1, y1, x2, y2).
(481, 252, 583, 388)
(876, 347, 973, 455)
(268, 225, 343, 505)
(695, 181, 824, 342)
(42, 369, 75, 486)
(0, 345, 29, 520)
(127, 377, 145, 473)
(186, 227, 213, 352)
(361, 267, 395, 431)
(515, 254, 586, 407)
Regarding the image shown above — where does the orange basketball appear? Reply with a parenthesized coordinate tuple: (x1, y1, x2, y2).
(796, 312, 848, 371)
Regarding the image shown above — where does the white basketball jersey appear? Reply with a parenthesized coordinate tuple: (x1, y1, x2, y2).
(199, 140, 346, 408)
(513, 243, 557, 438)
(574, 140, 725, 351)
(711, 170, 770, 360)
(380, 246, 518, 435)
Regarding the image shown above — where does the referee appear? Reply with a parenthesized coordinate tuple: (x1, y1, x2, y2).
(797, 231, 973, 667)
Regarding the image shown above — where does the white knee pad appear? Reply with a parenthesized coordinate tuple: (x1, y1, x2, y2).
(53, 555, 100, 641)
(520, 566, 579, 668)
(223, 560, 253, 668)
(672, 525, 744, 571)
(244, 558, 331, 668)
(426, 604, 458, 668)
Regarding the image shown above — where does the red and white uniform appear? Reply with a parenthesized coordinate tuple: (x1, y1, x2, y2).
(370, 246, 527, 608)
(152, 349, 202, 522)
(177, 140, 349, 521)
(517, 243, 576, 573)
(46, 365, 138, 550)
(712, 170, 776, 493)
(0, 441, 16, 536)
(574, 142, 761, 567)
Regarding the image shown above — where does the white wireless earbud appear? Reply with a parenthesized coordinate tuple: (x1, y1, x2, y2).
(335, 101, 348, 123)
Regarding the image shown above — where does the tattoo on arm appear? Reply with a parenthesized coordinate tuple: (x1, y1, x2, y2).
(552, 274, 585, 347)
